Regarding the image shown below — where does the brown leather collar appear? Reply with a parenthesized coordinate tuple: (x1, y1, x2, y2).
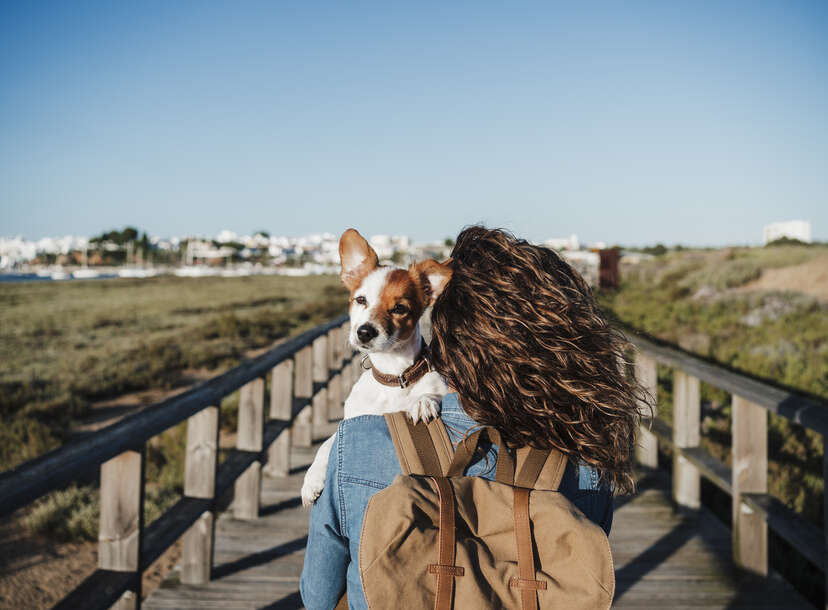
(367, 342, 432, 389)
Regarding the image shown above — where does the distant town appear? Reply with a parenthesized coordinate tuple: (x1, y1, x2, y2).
(0, 219, 814, 286)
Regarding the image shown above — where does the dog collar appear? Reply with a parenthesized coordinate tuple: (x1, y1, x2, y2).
(365, 341, 432, 389)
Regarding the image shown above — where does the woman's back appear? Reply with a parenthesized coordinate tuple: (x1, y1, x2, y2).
(300, 393, 613, 610)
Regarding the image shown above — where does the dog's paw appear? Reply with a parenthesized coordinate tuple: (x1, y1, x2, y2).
(301, 470, 325, 507)
(405, 393, 442, 424)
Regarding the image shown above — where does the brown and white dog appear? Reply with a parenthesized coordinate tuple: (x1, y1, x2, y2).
(300, 228, 452, 506)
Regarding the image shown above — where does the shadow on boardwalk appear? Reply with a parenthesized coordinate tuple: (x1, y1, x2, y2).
(145, 445, 813, 609)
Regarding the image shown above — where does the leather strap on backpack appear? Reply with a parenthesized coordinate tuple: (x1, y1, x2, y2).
(511, 487, 546, 609)
(428, 476, 464, 610)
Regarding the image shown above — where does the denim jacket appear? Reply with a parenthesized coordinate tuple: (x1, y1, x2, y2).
(300, 393, 613, 610)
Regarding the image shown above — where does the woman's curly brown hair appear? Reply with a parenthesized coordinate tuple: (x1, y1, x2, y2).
(430, 226, 648, 494)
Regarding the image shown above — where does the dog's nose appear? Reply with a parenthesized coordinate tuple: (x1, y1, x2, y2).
(357, 324, 378, 343)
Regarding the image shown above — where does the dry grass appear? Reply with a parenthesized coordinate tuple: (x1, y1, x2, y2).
(0, 273, 347, 472)
(1, 273, 347, 548)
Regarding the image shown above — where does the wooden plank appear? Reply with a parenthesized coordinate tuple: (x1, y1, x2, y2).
(182, 405, 218, 585)
(0, 312, 349, 519)
(232, 463, 261, 520)
(180, 511, 215, 586)
(635, 352, 658, 469)
(235, 378, 265, 452)
(215, 419, 289, 499)
(732, 394, 768, 576)
(742, 492, 824, 571)
(311, 335, 329, 437)
(265, 360, 293, 477)
(681, 447, 732, 495)
(99, 450, 143, 572)
(233, 378, 266, 520)
(184, 405, 219, 499)
(292, 346, 313, 447)
(673, 371, 701, 511)
(327, 326, 344, 420)
(99, 448, 144, 610)
(143, 496, 212, 567)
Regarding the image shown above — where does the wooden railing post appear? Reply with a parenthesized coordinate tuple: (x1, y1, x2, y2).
(99, 448, 144, 610)
(673, 371, 701, 511)
(327, 326, 344, 420)
(732, 394, 768, 576)
(351, 353, 363, 396)
(180, 405, 219, 585)
(311, 335, 329, 440)
(635, 352, 658, 469)
(265, 359, 293, 477)
(293, 346, 314, 447)
(233, 377, 265, 520)
(341, 354, 353, 402)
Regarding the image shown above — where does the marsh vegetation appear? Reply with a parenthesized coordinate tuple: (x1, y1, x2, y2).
(599, 243, 828, 602)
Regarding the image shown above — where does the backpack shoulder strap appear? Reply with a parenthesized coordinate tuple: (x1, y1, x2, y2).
(515, 447, 568, 490)
(385, 412, 453, 476)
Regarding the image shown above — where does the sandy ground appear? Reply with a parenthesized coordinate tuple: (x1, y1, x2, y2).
(735, 254, 828, 302)
(0, 518, 182, 610)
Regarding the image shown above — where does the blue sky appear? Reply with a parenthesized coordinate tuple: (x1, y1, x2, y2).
(1, 1, 826, 246)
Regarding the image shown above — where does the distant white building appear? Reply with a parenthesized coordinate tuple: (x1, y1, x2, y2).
(560, 250, 599, 287)
(763, 220, 811, 245)
(216, 229, 239, 244)
(544, 234, 579, 251)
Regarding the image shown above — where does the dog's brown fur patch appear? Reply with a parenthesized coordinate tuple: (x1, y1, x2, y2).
(376, 269, 427, 340)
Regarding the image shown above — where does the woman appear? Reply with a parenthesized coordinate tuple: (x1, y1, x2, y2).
(300, 226, 644, 609)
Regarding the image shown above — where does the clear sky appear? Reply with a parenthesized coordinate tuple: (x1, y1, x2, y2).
(1, 1, 826, 246)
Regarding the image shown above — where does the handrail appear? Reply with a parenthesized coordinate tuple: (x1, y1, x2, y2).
(0, 312, 356, 610)
(626, 329, 828, 435)
(624, 326, 828, 602)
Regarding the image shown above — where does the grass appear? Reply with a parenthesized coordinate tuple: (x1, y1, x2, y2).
(599, 244, 828, 604)
(1, 273, 347, 541)
(1, 273, 347, 471)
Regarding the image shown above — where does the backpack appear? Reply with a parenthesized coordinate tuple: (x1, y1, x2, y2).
(357, 412, 614, 610)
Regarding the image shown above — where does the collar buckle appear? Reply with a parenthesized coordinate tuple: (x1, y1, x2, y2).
(398, 374, 408, 389)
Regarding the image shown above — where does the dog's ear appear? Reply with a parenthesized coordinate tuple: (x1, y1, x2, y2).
(339, 229, 379, 291)
(409, 259, 453, 306)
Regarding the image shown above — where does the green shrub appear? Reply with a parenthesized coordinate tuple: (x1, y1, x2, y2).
(23, 485, 99, 541)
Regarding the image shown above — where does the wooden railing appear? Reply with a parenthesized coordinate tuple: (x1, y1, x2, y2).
(625, 329, 828, 608)
(0, 313, 357, 610)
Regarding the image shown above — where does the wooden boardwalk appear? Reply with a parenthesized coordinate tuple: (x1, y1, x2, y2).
(145, 446, 813, 610)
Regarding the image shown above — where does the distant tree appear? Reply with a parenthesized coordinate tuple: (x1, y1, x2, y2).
(765, 236, 810, 247)
(90, 226, 141, 245)
(254, 230, 270, 238)
(444, 238, 455, 247)
(390, 250, 407, 265)
(642, 243, 667, 256)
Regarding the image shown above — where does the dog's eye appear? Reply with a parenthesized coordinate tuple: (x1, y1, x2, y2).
(355, 296, 367, 306)
(391, 304, 408, 315)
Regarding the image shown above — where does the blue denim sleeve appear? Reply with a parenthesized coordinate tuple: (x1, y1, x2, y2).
(300, 435, 348, 609)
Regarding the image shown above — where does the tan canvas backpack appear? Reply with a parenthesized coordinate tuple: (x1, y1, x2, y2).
(357, 412, 614, 610)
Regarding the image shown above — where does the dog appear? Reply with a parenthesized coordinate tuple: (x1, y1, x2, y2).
(300, 228, 452, 507)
